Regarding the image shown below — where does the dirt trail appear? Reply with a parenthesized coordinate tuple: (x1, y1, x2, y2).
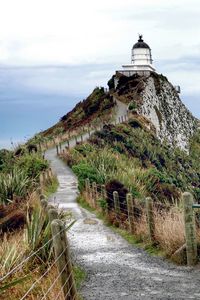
(46, 148, 200, 300)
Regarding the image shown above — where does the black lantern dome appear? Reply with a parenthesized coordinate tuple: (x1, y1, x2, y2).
(132, 35, 150, 49)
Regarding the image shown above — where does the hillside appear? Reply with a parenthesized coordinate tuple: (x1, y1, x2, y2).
(39, 71, 200, 202)
(42, 86, 115, 137)
(42, 72, 198, 153)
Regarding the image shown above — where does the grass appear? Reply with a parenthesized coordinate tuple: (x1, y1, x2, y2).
(0, 190, 86, 299)
(111, 226, 165, 257)
(77, 194, 97, 214)
(44, 177, 59, 198)
(73, 265, 86, 290)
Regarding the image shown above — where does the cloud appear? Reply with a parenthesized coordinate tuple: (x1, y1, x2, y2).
(0, 0, 200, 65)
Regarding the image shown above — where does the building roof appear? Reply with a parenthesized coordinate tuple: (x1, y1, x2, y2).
(132, 35, 150, 49)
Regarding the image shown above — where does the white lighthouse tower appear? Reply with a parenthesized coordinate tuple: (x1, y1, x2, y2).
(116, 35, 155, 77)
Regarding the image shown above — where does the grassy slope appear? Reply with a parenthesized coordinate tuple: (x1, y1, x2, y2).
(66, 120, 200, 203)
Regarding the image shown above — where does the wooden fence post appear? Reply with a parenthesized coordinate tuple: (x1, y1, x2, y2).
(182, 192, 197, 266)
(51, 220, 77, 300)
(41, 199, 48, 211)
(44, 171, 48, 183)
(56, 145, 59, 155)
(85, 178, 90, 198)
(101, 184, 108, 214)
(145, 197, 155, 243)
(113, 191, 120, 214)
(40, 194, 46, 201)
(48, 169, 52, 180)
(101, 185, 107, 200)
(48, 208, 58, 223)
(126, 193, 135, 234)
(92, 182, 97, 208)
(39, 173, 44, 187)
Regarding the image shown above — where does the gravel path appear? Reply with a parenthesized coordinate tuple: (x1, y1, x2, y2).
(46, 148, 200, 300)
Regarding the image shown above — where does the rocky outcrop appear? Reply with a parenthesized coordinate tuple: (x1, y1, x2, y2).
(139, 75, 197, 149)
(114, 73, 198, 150)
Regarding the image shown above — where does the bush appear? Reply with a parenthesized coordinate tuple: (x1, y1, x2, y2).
(107, 75, 115, 90)
(16, 153, 48, 179)
(128, 101, 137, 111)
(72, 163, 102, 191)
(105, 180, 128, 210)
(0, 150, 14, 172)
(128, 119, 142, 129)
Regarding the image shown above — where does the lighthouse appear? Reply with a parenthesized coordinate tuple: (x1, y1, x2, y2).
(116, 35, 156, 77)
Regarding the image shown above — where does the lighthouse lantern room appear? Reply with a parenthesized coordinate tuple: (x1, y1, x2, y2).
(116, 35, 156, 78)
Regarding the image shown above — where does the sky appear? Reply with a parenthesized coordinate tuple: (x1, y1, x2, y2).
(0, 0, 200, 148)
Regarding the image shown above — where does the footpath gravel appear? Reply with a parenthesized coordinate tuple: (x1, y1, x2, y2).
(46, 145, 200, 300)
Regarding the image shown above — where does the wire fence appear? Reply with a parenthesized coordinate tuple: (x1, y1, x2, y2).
(84, 178, 200, 267)
(41, 111, 129, 156)
(0, 189, 78, 300)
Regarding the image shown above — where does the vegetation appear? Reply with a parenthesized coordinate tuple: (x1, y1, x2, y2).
(0, 147, 48, 206)
(0, 194, 75, 299)
(60, 120, 200, 263)
(62, 122, 200, 203)
(42, 87, 116, 139)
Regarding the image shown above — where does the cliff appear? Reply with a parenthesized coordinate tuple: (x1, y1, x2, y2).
(112, 72, 198, 150)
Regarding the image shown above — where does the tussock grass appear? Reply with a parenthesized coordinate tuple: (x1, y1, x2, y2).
(154, 208, 185, 257)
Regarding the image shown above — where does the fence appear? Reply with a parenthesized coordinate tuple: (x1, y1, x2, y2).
(0, 172, 77, 300)
(55, 112, 129, 157)
(40, 105, 120, 152)
(84, 178, 199, 266)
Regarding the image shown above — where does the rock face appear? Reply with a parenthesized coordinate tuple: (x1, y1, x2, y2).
(139, 75, 198, 149)
(114, 73, 198, 150)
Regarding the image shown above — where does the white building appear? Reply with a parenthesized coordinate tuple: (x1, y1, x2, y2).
(116, 35, 156, 77)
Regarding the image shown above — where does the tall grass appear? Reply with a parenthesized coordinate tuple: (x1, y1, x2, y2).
(0, 233, 25, 275)
(0, 168, 33, 205)
(25, 202, 53, 263)
(154, 208, 185, 256)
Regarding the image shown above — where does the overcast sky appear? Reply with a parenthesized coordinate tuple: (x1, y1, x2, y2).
(0, 0, 200, 148)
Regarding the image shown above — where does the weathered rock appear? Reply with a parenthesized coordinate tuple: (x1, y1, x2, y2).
(139, 74, 198, 150)
(115, 72, 198, 150)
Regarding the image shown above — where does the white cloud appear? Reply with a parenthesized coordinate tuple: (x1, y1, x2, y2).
(0, 0, 199, 117)
(0, 0, 199, 66)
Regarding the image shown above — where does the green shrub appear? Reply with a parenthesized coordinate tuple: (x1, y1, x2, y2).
(0, 150, 14, 173)
(98, 198, 108, 211)
(72, 163, 102, 191)
(16, 153, 48, 179)
(128, 101, 137, 111)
